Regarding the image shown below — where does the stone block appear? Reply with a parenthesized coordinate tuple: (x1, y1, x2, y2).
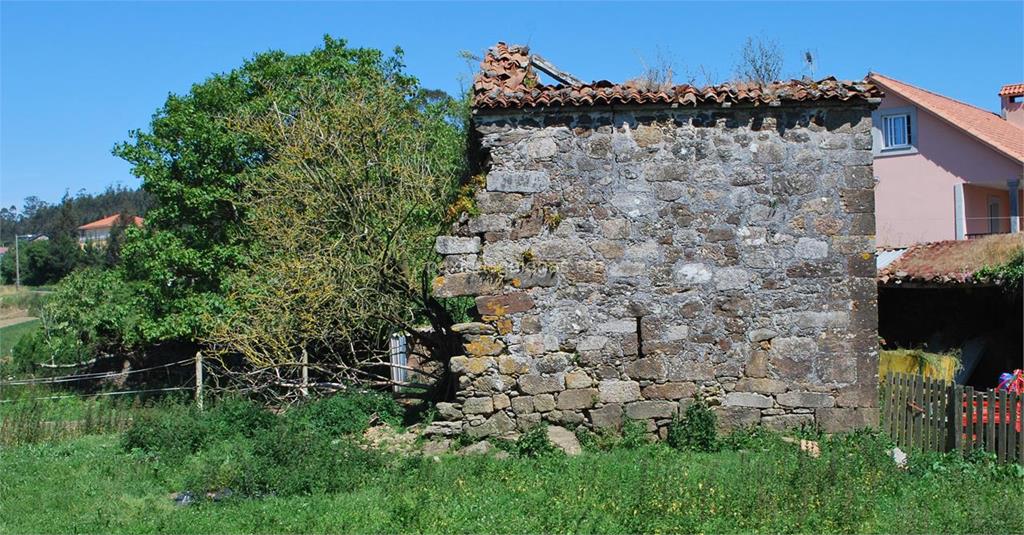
(565, 370, 593, 389)
(641, 382, 697, 400)
(665, 359, 715, 381)
(510, 269, 557, 289)
(463, 357, 496, 376)
(723, 392, 773, 408)
(589, 403, 623, 429)
(761, 414, 814, 431)
(747, 328, 778, 343)
(734, 378, 788, 394)
(815, 407, 879, 433)
(840, 189, 874, 213)
(745, 350, 768, 378)
(463, 397, 494, 415)
(493, 394, 511, 411)
(464, 336, 505, 357)
(435, 402, 463, 420)
(452, 322, 496, 335)
(795, 237, 829, 259)
(511, 395, 535, 414)
(843, 165, 875, 188)
(487, 170, 550, 193)
(624, 358, 666, 380)
(577, 335, 610, 352)
(435, 236, 481, 255)
(536, 353, 573, 374)
(469, 214, 512, 233)
(476, 294, 535, 316)
(777, 391, 835, 408)
(466, 411, 516, 438)
(625, 400, 678, 419)
(518, 374, 565, 395)
(498, 355, 531, 375)
(433, 273, 502, 298)
(715, 268, 750, 290)
(556, 388, 598, 410)
(713, 406, 760, 431)
(533, 393, 556, 412)
(598, 380, 641, 403)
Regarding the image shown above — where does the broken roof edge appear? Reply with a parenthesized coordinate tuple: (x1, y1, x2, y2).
(473, 42, 883, 111)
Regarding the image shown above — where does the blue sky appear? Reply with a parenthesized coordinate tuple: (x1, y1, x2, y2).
(2, 1, 1022, 208)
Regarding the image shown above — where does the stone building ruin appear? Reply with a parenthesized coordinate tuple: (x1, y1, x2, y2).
(429, 43, 883, 439)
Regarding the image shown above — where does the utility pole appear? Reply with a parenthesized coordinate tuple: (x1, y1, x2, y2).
(13, 234, 27, 289)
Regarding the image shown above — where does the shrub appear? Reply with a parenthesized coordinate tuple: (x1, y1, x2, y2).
(204, 397, 276, 440)
(10, 330, 49, 373)
(120, 404, 206, 459)
(289, 391, 402, 436)
(667, 398, 718, 452)
(504, 424, 561, 458)
(619, 420, 650, 449)
(241, 419, 384, 496)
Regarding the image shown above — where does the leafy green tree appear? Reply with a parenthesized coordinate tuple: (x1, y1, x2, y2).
(204, 58, 468, 396)
(111, 35, 425, 345)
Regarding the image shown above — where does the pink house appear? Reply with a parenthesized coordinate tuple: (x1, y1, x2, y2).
(868, 74, 1024, 248)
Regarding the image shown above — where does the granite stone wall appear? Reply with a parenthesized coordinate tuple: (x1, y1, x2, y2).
(427, 104, 879, 439)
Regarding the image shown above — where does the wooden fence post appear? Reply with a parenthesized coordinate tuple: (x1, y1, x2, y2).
(195, 351, 204, 411)
(301, 347, 309, 398)
(951, 383, 963, 454)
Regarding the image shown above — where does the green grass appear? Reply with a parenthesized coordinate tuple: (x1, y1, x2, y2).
(1, 430, 1021, 534)
(0, 318, 40, 359)
(0, 286, 49, 317)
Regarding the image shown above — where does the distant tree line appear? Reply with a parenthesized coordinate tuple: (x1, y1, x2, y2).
(0, 186, 152, 245)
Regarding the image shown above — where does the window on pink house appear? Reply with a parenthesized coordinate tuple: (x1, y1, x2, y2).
(882, 113, 912, 149)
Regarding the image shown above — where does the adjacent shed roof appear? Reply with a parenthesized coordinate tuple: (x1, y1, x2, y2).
(998, 83, 1024, 98)
(473, 42, 883, 111)
(877, 234, 1023, 285)
(868, 73, 1024, 164)
(77, 213, 144, 231)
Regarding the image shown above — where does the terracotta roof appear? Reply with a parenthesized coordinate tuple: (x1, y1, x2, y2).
(998, 83, 1024, 97)
(878, 233, 1023, 285)
(869, 73, 1024, 164)
(77, 213, 144, 231)
(473, 42, 883, 111)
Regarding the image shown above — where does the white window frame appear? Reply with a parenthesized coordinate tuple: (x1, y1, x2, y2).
(882, 114, 911, 149)
(872, 106, 918, 156)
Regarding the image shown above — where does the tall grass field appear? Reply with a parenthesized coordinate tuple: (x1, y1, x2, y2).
(0, 393, 1021, 534)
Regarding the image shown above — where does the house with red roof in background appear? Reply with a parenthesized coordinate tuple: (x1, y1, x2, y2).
(77, 213, 143, 247)
(867, 74, 1023, 248)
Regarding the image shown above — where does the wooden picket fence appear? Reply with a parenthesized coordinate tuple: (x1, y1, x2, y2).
(881, 372, 1023, 464)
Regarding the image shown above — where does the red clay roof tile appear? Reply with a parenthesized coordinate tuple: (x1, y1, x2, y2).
(998, 83, 1024, 97)
(878, 234, 1023, 285)
(77, 213, 144, 231)
(474, 42, 883, 111)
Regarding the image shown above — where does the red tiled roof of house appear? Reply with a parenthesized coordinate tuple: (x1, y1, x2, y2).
(77, 213, 144, 231)
(878, 233, 1023, 285)
(473, 42, 883, 111)
(998, 83, 1024, 97)
(869, 73, 1024, 164)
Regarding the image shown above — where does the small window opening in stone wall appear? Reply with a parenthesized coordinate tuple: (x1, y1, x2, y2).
(635, 316, 644, 359)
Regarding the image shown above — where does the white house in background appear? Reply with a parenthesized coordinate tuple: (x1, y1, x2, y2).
(77, 213, 143, 247)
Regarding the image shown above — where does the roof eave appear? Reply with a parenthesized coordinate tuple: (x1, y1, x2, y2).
(868, 74, 1024, 166)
